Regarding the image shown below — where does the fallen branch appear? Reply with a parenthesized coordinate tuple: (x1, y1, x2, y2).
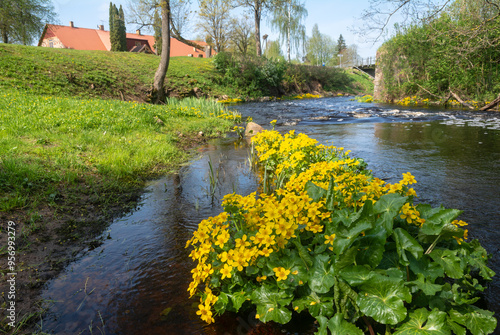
(480, 93, 500, 111)
(450, 91, 475, 110)
(416, 84, 453, 106)
(416, 84, 444, 99)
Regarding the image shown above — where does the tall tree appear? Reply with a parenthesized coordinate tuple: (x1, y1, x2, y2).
(336, 34, 346, 55)
(306, 24, 336, 66)
(110, 3, 120, 51)
(128, 0, 192, 37)
(153, 9, 163, 54)
(269, 0, 307, 62)
(128, 0, 204, 50)
(118, 5, 128, 51)
(196, 0, 233, 52)
(0, 0, 57, 44)
(228, 15, 255, 54)
(236, 0, 277, 56)
(153, 0, 171, 102)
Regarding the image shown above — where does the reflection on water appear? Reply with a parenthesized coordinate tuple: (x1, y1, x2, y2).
(40, 97, 500, 334)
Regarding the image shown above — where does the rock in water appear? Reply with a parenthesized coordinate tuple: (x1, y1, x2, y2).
(245, 122, 264, 137)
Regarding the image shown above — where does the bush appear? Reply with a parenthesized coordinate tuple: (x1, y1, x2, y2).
(212, 52, 288, 97)
(187, 129, 497, 334)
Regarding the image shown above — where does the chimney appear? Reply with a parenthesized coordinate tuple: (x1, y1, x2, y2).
(69, 21, 74, 28)
(136, 29, 141, 35)
(99, 25, 104, 31)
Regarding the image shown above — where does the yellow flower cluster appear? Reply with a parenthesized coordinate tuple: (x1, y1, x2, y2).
(186, 187, 332, 300)
(217, 97, 244, 104)
(252, 129, 348, 179)
(395, 96, 482, 109)
(451, 219, 469, 244)
(187, 130, 427, 324)
(292, 93, 322, 100)
(355, 95, 374, 103)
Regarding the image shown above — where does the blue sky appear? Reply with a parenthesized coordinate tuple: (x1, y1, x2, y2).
(51, 0, 385, 58)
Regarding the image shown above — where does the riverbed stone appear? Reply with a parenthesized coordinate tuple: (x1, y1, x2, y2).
(245, 122, 264, 137)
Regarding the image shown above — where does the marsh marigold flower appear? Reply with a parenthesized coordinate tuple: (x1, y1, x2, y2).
(273, 267, 290, 281)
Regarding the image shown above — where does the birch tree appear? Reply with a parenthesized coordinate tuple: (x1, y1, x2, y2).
(269, 0, 307, 62)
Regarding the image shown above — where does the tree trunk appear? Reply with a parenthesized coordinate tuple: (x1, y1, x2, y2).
(153, 0, 171, 103)
(1, 26, 8, 43)
(480, 93, 500, 111)
(254, 0, 262, 56)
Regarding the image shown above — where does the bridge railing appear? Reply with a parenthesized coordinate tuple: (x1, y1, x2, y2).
(339, 56, 376, 68)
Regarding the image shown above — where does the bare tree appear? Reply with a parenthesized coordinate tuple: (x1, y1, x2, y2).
(355, 0, 500, 41)
(196, 0, 233, 52)
(128, 0, 202, 49)
(153, 0, 171, 102)
(235, 0, 278, 56)
(228, 15, 254, 54)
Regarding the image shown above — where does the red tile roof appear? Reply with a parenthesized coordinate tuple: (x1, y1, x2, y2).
(39, 24, 213, 57)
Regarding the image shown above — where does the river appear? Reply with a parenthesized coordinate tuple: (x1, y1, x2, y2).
(38, 97, 499, 334)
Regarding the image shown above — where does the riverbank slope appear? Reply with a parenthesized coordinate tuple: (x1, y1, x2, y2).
(0, 43, 372, 333)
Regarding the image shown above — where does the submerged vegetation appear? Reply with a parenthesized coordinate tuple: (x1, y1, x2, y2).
(187, 129, 497, 334)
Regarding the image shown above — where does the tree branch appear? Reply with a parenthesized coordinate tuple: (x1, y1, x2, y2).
(170, 20, 205, 50)
(480, 93, 500, 111)
(450, 91, 475, 110)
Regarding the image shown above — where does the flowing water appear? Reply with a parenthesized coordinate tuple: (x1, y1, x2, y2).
(39, 97, 500, 334)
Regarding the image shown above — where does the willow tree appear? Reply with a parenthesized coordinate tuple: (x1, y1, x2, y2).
(0, 0, 57, 44)
(269, 0, 307, 62)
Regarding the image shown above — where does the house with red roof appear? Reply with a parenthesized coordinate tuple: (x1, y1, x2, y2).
(38, 22, 212, 58)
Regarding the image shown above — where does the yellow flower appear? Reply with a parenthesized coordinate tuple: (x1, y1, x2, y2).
(196, 303, 214, 324)
(220, 264, 233, 279)
(273, 267, 290, 281)
(256, 275, 267, 282)
(324, 234, 336, 245)
(401, 172, 416, 185)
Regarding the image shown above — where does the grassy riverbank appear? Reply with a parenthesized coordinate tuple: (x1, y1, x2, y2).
(0, 88, 239, 333)
(0, 44, 373, 101)
(0, 43, 371, 332)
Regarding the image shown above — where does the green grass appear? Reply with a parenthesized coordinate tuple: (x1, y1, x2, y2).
(0, 44, 227, 100)
(0, 89, 239, 212)
(345, 68, 374, 95)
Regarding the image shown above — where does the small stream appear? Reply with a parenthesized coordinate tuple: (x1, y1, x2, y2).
(39, 97, 500, 334)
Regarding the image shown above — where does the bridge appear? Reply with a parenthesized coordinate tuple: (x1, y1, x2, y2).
(339, 57, 376, 78)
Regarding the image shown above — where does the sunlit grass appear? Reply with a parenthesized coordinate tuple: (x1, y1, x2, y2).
(0, 89, 239, 211)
